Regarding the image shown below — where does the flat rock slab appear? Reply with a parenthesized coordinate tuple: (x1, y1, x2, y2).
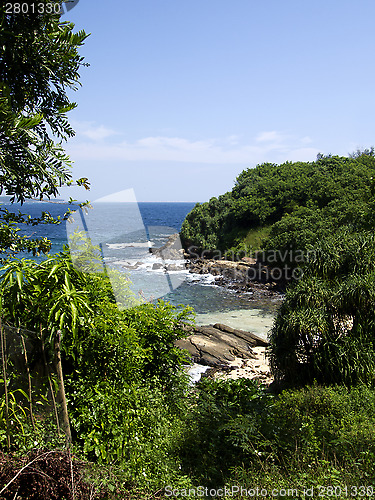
(176, 323, 269, 368)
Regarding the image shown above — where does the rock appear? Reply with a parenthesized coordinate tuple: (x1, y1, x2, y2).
(241, 256, 257, 265)
(150, 233, 184, 260)
(176, 323, 267, 368)
(213, 323, 268, 347)
(185, 257, 286, 296)
(152, 263, 164, 270)
(165, 264, 185, 271)
(122, 263, 138, 270)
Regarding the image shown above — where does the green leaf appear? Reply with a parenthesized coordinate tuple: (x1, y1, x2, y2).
(16, 270, 23, 291)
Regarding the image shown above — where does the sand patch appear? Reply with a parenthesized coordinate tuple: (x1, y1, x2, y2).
(214, 346, 272, 384)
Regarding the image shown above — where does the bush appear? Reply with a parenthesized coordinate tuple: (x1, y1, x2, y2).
(177, 380, 375, 488)
(267, 384, 375, 466)
(68, 379, 189, 488)
(269, 231, 375, 386)
(178, 378, 272, 485)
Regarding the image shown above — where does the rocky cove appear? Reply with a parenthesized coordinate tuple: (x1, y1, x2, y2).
(178, 322, 273, 384)
(149, 233, 285, 383)
(149, 233, 287, 296)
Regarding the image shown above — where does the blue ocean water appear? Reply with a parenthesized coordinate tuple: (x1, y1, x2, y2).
(1, 198, 279, 333)
(3, 200, 194, 255)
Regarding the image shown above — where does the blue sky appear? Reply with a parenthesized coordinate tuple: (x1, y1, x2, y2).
(60, 0, 375, 202)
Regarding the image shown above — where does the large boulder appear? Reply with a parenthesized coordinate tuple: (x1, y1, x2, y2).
(150, 233, 184, 260)
(176, 323, 268, 368)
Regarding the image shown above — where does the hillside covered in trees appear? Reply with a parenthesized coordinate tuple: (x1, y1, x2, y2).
(181, 151, 375, 261)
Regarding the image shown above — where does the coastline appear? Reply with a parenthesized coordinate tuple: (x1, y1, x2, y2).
(185, 257, 287, 295)
(149, 233, 285, 384)
(150, 232, 287, 296)
(179, 322, 273, 384)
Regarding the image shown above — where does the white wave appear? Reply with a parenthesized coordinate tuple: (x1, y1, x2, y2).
(106, 241, 154, 249)
(187, 364, 210, 384)
(162, 259, 187, 266)
(187, 272, 217, 285)
(112, 259, 142, 267)
(110, 258, 188, 276)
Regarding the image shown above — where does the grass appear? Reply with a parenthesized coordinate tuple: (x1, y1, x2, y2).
(223, 225, 272, 259)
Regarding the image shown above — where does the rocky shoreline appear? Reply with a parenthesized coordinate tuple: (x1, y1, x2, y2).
(185, 257, 285, 297)
(149, 233, 284, 384)
(149, 232, 286, 297)
(177, 322, 272, 384)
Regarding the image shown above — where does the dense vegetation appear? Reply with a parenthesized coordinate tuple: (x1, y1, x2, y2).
(0, 0, 90, 258)
(1, 1, 375, 499)
(269, 230, 375, 387)
(180, 152, 375, 260)
(181, 151, 375, 387)
(0, 251, 194, 493)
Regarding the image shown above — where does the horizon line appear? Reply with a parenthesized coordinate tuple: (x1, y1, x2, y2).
(94, 200, 200, 203)
(0, 197, 201, 204)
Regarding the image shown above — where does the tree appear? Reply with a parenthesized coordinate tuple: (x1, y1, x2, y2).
(181, 154, 375, 259)
(0, 0, 89, 256)
(269, 230, 375, 386)
(0, 253, 94, 442)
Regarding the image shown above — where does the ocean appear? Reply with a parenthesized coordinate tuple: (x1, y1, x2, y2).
(1, 199, 279, 338)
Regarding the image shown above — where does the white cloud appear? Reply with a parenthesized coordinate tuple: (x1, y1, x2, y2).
(255, 131, 285, 143)
(66, 127, 320, 166)
(225, 135, 241, 146)
(136, 136, 215, 151)
(72, 121, 118, 141)
(300, 136, 313, 145)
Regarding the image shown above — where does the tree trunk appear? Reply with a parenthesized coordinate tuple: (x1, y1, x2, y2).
(20, 332, 36, 433)
(40, 325, 60, 435)
(0, 317, 10, 450)
(54, 330, 72, 443)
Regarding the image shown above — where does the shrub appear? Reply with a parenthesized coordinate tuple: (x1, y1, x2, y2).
(178, 380, 375, 487)
(269, 231, 375, 386)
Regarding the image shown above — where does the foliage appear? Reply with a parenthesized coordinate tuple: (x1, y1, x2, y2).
(0, 253, 94, 355)
(269, 230, 375, 385)
(3, 375, 375, 495)
(182, 149, 375, 389)
(3, 2, 375, 495)
(178, 378, 272, 485)
(68, 295, 192, 397)
(268, 383, 375, 466)
(0, 389, 65, 454)
(177, 379, 375, 490)
(0, 0, 90, 257)
(180, 193, 232, 252)
(0, 250, 192, 387)
(0, 2, 197, 494)
(228, 462, 374, 499)
(0, 0, 88, 197)
(63, 292, 192, 486)
(180, 153, 375, 261)
(0, 249, 194, 487)
(68, 380, 190, 489)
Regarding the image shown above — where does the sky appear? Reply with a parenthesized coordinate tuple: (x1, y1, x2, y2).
(59, 0, 375, 203)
